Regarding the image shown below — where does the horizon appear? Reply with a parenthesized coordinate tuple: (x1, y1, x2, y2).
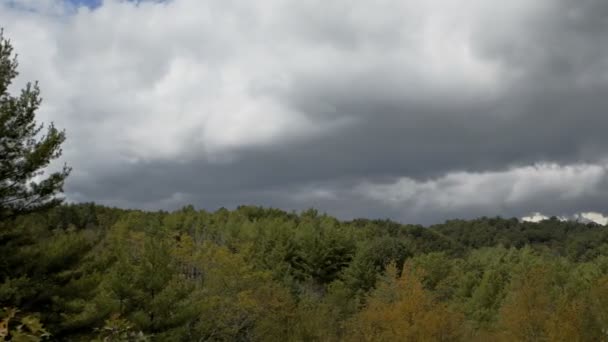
(2, 0, 608, 224)
(59, 201, 608, 227)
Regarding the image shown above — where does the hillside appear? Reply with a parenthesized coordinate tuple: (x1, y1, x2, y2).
(2, 203, 608, 340)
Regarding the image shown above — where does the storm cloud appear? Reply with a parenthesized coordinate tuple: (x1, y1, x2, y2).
(2, 0, 608, 224)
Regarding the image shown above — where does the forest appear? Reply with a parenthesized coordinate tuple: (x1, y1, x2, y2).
(3, 204, 608, 341)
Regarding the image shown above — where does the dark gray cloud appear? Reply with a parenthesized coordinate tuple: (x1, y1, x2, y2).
(2, 0, 608, 224)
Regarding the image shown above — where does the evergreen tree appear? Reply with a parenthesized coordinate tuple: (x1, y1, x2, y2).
(0, 29, 70, 221)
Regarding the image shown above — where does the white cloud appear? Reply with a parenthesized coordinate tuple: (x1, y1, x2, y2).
(3, 0, 608, 223)
(574, 212, 608, 225)
(357, 162, 607, 213)
(521, 211, 608, 225)
(521, 212, 550, 223)
(0, 0, 512, 166)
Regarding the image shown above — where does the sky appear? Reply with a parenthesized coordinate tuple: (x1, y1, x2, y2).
(1, 0, 608, 225)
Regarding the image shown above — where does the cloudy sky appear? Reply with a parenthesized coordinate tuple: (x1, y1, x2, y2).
(2, 0, 608, 224)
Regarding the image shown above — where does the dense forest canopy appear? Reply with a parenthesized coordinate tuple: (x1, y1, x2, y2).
(2, 203, 608, 341)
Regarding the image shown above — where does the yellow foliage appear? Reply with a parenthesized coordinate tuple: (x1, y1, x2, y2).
(545, 297, 588, 342)
(591, 275, 608, 330)
(495, 266, 600, 342)
(346, 262, 464, 342)
(497, 267, 551, 341)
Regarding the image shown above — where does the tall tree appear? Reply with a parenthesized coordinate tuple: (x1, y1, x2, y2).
(0, 29, 71, 220)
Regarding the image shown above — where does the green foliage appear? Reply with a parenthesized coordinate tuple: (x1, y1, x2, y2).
(93, 314, 148, 342)
(3, 203, 608, 340)
(0, 30, 71, 220)
(432, 216, 608, 261)
(0, 307, 51, 341)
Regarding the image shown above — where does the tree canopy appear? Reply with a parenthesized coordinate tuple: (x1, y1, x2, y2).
(3, 204, 608, 341)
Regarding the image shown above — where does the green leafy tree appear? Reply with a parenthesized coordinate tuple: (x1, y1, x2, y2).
(0, 29, 70, 221)
(0, 307, 51, 341)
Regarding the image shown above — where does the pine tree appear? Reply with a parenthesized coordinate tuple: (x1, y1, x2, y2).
(0, 29, 71, 221)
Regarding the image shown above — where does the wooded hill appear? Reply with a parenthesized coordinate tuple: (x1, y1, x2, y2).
(2, 203, 608, 341)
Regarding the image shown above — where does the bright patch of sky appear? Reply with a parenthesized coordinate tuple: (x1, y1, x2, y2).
(522, 212, 608, 225)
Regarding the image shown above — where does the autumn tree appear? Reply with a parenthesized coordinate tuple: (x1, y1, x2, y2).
(0, 29, 70, 221)
(347, 262, 464, 341)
